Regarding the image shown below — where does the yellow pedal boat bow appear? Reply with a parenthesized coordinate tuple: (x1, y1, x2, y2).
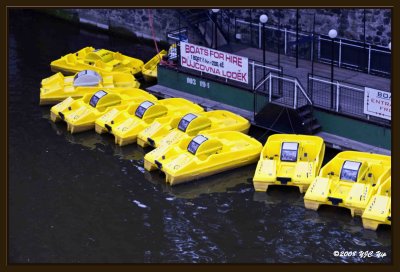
(253, 134, 325, 193)
(145, 110, 250, 149)
(145, 131, 262, 185)
(50, 46, 144, 75)
(362, 177, 391, 230)
(142, 50, 167, 82)
(95, 98, 202, 146)
(304, 151, 391, 217)
(40, 70, 140, 105)
(50, 88, 156, 134)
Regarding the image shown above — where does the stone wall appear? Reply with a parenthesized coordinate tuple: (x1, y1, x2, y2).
(231, 8, 391, 46)
(53, 8, 391, 47)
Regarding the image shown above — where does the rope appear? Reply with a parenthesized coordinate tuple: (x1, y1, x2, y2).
(256, 107, 285, 142)
(286, 107, 295, 134)
(147, 9, 159, 55)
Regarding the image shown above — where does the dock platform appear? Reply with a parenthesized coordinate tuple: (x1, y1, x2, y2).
(147, 84, 390, 156)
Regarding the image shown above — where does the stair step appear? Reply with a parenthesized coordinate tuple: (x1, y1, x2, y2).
(311, 124, 322, 133)
(302, 117, 315, 125)
(298, 108, 312, 117)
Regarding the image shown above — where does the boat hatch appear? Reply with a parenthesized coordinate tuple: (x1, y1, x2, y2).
(340, 161, 361, 182)
(280, 142, 299, 162)
(187, 135, 208, 155)
(148, 137, 155, 147)
(135, 101, 155, 118)
(178, 113, 198, 132)
(89, 90, 108, 107)
(328, 197, 343, 206)
(73, 70, 102, 87)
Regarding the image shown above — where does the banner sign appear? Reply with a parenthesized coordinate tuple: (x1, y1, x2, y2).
(180, 42, 249, 84)
(363, 87, 391, 120)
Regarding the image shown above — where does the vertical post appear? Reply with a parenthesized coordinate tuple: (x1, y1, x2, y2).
(211, 9, 220, 49)
(260, 14, 268, 92)
(278, 9, 282, 96)
(250, 9, 253, 47)
(389, 42, 392, 92)
(259, 22, 262, 49)
(330, 37, 335, 109)
(177, 41, 181, 68)
(252, 62, 256, 119)
(252, 61, 255, 90)
(278, 10, 281, 71)
(311, 13, 315, 76)
(227, 11, 230, 44)
(269, 75, 272, 102)
(328, 28, 337, 110)
(214, 13, 217, 49)
(178, 14, 181, 42)
(336, 82, 340, 112)
(263, 22, 266, 91)
(368, 45, 371, 74)
(364, 9, 367, 72)
(284, 28, 287, 55)
(234, 17, 237, 40)
(338, 39, 342, 67)
(317, 35, 321, 59)
(296, 9, 299, 68)
(294, 81, 297, 109)
(311, 13, 316, 99)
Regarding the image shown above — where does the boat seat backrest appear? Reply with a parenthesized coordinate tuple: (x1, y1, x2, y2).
(193, 139, 223, 159)
(66, 54, 77, 64)
(264, 141, 280, 159)
(299, 143, 316, 161)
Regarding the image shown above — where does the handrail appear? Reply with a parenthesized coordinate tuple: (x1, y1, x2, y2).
(255, 72, 312, 108)
(255, 72, 272, 91)
(295, 79, 313, 105)
(309, 74, 365, 92)
(207, 10, 229, 43)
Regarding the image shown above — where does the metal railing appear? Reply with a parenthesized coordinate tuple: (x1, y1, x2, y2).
(255, 72, 312, 110)
(308, 74, 391, 126)
(232, 17, 391, 77)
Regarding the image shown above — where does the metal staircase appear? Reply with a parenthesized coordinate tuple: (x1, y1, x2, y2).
(254, 72, 321, 134)
(177, 9, 227, 48)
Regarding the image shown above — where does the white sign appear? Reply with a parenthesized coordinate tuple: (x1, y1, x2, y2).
(364, 87, 391, 120)
(180, 42, 249, 84)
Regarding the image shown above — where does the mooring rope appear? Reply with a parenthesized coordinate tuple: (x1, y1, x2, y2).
(147, 9, 160, 55)
(256, 106, 285, 142)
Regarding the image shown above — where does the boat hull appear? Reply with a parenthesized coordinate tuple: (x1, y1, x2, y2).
(165, 155, 259, 186)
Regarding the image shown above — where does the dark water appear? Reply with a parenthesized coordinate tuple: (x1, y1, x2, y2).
(8, 9, 391, 263)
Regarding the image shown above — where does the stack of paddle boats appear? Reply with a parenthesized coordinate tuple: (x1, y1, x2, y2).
(40, 46, 391, 231)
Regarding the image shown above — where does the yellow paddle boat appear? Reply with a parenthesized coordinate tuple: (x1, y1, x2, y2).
(95, 98, 204, 146)
(50, 88, 157, 134)
(253, 134, 325, 193)
(142, 110, 250, 150)
(362, 177, 391, 230)
(50, 46, 144, 75)
(304, 151, 391, 217)
(142, 50, 167, 82)
(144, 131, 262, 185)
(40, 70, 140, 105)
(136, 105, 207, 148)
